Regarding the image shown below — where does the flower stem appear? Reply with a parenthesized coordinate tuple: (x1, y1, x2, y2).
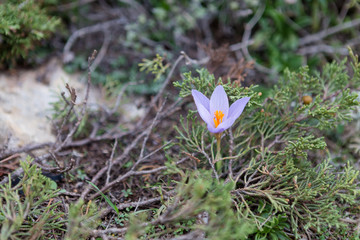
(215, 133, 221, 158)
(215, 133, 222, 171)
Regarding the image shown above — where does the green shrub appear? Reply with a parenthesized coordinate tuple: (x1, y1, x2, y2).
(0, 0, 60, 65)
(169, 50, 360, 238)
(0, 157, 99, 239)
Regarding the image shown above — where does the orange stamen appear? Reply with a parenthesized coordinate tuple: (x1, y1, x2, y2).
(213, 110, 224, 128)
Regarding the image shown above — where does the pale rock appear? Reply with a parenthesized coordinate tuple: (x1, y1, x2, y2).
(0, 58, 102, 151)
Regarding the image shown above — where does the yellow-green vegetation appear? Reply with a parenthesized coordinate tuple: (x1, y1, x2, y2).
(0, 157, 98, 239)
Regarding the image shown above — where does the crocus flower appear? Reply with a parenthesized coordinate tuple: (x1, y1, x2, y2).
(191, 85, 250, 133)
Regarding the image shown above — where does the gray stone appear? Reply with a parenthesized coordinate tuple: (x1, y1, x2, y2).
(0, 58, 101, 151)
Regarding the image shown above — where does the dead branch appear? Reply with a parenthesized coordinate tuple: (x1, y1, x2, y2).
(239, 4, 274, 75)
(0, 142, 52, 160)
(54, 84, 77, 148)
(105, 81, 142, 116)
(87, 99, 182, 199)
(63, 18, 127, 63)
(139, 99, 167, 159)
(79, 130, 147, 200)
(299, 18, 360, 46)
(106, 139, 118, 185)
(34, 158, 75, 174)
(136, 53, 184, 128)
(89, 157, 188, 200)
(53, 0, 95, 11)
(89, 30, 111, 72)
(298, 36, 360, 56)
(100, 190, 175, 217)
(54, 50, 97, 153)
(169, 230, 204, 240)
(180, 51, 209, 65)
(298, 44, 348, 56)
(0, 153, 20, 164)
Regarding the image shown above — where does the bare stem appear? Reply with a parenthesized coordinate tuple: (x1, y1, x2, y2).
(215, 133, 221, 162)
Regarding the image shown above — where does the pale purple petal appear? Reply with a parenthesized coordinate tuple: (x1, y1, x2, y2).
(228, 97, 250, 120)
(210, 85, 229, 120)
(191, 90, 210, 111)
(207, 124, 224, 133)
(196, 102, 213, 126)
(191, 86, 249, 134)
(216, 117, 236, 131)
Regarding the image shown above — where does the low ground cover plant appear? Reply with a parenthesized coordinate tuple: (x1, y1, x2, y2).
(0, 49, 359, 239)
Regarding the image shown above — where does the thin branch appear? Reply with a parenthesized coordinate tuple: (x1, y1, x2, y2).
(136, 54, 184, 127)
(180, 50, 209, 65)
(54, 50, 97, 153)
(63, 18, 127, 63)
(89, 155, 188, 200)
(106, 81, 142, 116)
(0, 142, 52, 160)
(0, 153, 20, 164)
(106, 139, 118, 185)
(299, 18, 360, 46)
(53, 84, 77, 148)
(228, 128, 235, 180)
(139, 99, 167, 159)
(298, 44, 349, 56)
(53, 0, 95, 11)
(229, 39, 254, 52)
(240, 4, 274, 75)
(100, 191, 175, 217)
(34, 158, 75, 173)
(89, 30, 112, 72)
(199, 132, 219, 181)
(133, 141, 173, 171)
(79, 100, 183, 200)
(79, 130, 147, 200)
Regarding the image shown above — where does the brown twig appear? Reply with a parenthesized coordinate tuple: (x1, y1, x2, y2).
(54, 50, 97, 153)
(0, 153, 20, 164)
(0, 142, 53, 161)
(79, 130, 146, 200)
(53, 84, 77, 148)
(34, 158, 75, 174)
(80, 101, 171, 200)
(89, 157, 188, 200)
(101, 190, 175, 217)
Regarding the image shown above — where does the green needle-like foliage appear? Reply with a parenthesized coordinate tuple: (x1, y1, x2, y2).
(0, 157, 99, 239)
(0, 157, 62, 240)
(126, 170, 255, 240)
(0, 0, 60, 64)
(171, 51, 360, 239)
